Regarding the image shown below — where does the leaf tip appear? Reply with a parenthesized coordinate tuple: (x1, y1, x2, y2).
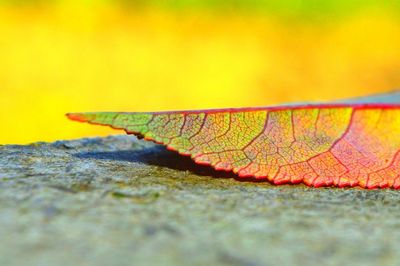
(66, 113, 90, 123)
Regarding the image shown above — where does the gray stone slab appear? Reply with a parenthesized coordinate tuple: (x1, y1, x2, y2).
(1, 135, 400, 266)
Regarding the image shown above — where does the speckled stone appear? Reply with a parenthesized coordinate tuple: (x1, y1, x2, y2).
(1, 135, 400, 266)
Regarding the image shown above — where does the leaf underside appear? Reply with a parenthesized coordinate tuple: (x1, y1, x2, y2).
(67, 92, 400, 189)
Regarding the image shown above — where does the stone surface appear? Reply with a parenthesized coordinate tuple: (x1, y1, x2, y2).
(1, 135, 400, 266)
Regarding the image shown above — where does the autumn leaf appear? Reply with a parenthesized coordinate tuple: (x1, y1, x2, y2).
(67, 92, 400, 189)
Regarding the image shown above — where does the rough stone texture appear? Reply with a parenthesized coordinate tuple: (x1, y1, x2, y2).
(1, 135, 400, 266)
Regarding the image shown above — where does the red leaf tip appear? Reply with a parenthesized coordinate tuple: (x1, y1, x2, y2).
(66, 113, 89, 123)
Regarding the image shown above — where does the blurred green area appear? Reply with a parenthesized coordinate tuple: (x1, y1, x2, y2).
(2, 0, 400, 19)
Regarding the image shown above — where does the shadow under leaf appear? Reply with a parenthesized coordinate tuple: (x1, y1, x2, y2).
(73, 146, 253, 180)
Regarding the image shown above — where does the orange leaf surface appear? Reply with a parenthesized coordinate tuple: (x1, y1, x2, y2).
(67, 92, 400, 189)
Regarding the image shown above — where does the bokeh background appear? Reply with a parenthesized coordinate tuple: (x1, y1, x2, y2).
(1, 0, 400, 144)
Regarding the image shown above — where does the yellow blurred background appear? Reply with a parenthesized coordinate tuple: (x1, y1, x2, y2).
(1, 0, 400, 144)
